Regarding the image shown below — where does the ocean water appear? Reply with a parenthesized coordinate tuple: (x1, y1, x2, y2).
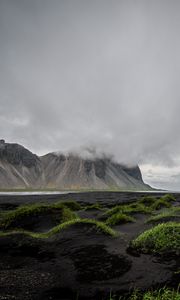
(0, 191, 73, 196)
(0, 189, 177, 196)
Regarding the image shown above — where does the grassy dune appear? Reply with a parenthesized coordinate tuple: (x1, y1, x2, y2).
(130, 222, 180, 255)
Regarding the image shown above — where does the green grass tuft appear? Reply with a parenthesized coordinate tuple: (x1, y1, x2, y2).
(139, 195, 157, 206)
(48, 218, 118, 237)
(160, 194, 176, 203)
(147, 207, 180, 224)
(0, 203, 77, 230)
(117, 286, 180, 300)
(139, 194, 175, 208)
(150, 198, 172, 211)
(83, 203, 104, 211)
(103, 202, 150, 219)
(130, 222, 180, 254)
(106, 212, 135, 226)
(0, 218, 118, 239)
(53, 200, 82, 211)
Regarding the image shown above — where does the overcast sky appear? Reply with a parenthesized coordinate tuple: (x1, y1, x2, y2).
(1, 0, 180, 190)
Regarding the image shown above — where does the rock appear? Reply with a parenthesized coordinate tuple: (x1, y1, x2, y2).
(0, 140, 151, 190)
(0, 142, 39, 167)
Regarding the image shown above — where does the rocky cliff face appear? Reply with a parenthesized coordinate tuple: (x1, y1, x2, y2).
(0, 140, 39, 167)
(0, 140, 42, 188)
(0, 140, 151, 190)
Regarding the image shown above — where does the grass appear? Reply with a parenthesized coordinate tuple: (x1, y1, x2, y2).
(130, 222, 180, 254)
(48, 218, 118, 237)
(147, 207, 180, 224)
(160, 194, 176, 203)
(0, 218, 118, 238)
(0, 202, 77, 229)
(53, 200, 82, 211)
(138, 195, 173, 211)
(103, 202, 151, 219)
(106, 212, 135, 226)
(137, 288, 180, 300)
(137, 194, 175, 213)
(116, 286, 180, 300)
(150, 198, 172, 211)
(139, 195, 158, 206)
(139, 194, 175, 207)
(83, 203, 104, 211)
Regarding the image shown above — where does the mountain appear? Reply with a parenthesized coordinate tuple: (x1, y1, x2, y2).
(0, 140, 42, 188)
(0, 140, 151, 190)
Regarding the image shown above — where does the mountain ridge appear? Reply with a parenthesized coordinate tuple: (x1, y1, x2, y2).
(0, 140, 151, 190)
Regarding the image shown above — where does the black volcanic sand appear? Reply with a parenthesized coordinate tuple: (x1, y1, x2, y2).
(1, 210, 69, 233)
(0, 192, 179, 300)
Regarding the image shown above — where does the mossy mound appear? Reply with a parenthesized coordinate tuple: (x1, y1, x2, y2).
(161, 194, 176, 203)
(0, 203, 77, 232)
(83, 203, 103, 211)
(150, 198, 172, 211)
(147, 207, 180, 224)
(139, 194, 175, 207)
(55, 200, 82, 211)
(101, 194, 177, 229)
(103, 202, 150, 220)
(106, 212, 135, 226)
(130, 222, 180, 255)
(47, 218, 117, 237)
(138, 194, 174, 212)
(119, 287, 180, 300)
(139, 288, 180, 300)
(0, 218, 118, 239)
(139, 195, 157, 206)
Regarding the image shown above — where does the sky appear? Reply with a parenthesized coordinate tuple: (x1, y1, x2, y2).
(1, 0, 180, 190)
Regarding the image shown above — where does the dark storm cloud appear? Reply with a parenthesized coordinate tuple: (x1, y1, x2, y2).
(1, 0, 180, 180)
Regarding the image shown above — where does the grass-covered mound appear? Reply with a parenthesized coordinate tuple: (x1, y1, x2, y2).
(147, 207, 180, 224)
(103, 194, 175, 221)
(47, 218, 117, 237)
(161, 194, 176, 203)
(0, 218, 118, 238)
(83, 203, 103, 211)
(106, 212, 135, 226)
(139, 194, 174, 211)
(117, 287, 180, 300)
(55, 200, 82, 211)
(150, 198, 172, 210)
(138, 288, 180, 300)
(130, 222, 180, 255)
(139, 194, 175, 206)
(0, 203, 77, 231)
(103, 202, 150, 220)
(139, 195, 158, 206)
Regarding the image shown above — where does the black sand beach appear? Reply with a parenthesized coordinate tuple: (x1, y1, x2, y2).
(0, 192, 179, 300)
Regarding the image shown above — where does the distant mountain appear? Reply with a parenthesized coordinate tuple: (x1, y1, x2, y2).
(0, 140, 151, 190)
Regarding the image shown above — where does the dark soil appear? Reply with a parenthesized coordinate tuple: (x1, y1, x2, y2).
(69, 244, 132, 282)
(4, 211, 63, 233)
(0, 191, 179, 300)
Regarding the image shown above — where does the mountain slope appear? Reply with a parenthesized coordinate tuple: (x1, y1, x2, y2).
(0, 140, 151, 190)
(40, 153, 149, 190)
(0, 140, 42, 188)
